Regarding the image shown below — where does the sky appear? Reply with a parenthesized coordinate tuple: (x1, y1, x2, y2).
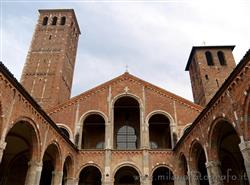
(0, 0, 249, 101)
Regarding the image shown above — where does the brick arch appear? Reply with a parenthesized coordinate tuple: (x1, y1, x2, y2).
(112, 162, 143, 180)
(42, 140, 63, 170)
(189, 139, 206, 169)
(79, 110, 107, 149)
(243, 87, 250, 139)
(56, 123, 73, 141)
(62, 154, 74, 178)
(79, 110, 108, 126)
(111, 93, 143, 109)
(177, 152, 189, 176)
(77, 163, 103, 178)
(151, 164, 175, 177)
(145, 110, 175, 125)
(4, 116, 41, 161)
(207, 116, 240, 160)
(0, 101, 3, 138)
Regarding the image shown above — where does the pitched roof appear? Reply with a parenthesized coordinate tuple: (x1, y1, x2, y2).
(48, 72, 202, 114)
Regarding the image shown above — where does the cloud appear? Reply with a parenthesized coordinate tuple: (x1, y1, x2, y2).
(1, 1, 249, 102)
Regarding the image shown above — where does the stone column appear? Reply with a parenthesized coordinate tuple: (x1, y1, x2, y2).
(51, 170, 63, 185)
(239, 140, 250, 183)
(206, 161, 223, 185)
(0, 141, 6, 164)
(174, 176, 187, 185)
(141, 176, 151, 185)
(188, 170, 200, 185)
(25, 160, 43, 185)
(102, 178, 114, 185)
(65, 177, 78, 185)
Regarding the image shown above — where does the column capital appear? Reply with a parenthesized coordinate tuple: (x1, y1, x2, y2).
(206, 160, 221, 168)
(0, 141, 6, 150)
(52, 170, 64, 176)
(239, 140, 250, 151)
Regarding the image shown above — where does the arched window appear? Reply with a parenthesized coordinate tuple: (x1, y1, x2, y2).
(149, 114, 172, 149)
(217, 51, 227, 65)
(205, 51, 214, 66)
(81, 114, 105, 149)
(114, 96, 140, 149)
(42, 17, 48, 25)
(52, 16, 57, 25)
(60, 127, 70, 138)
(60, 16, 66, 25)
(117, 125, 137, 149)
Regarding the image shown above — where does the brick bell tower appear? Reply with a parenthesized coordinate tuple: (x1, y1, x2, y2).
(21, 9, 81, 110)
(185, 46, 236, 106)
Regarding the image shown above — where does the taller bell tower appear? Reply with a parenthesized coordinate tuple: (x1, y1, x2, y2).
(21, 9, 81, 110)
(185, 46, 236, 106)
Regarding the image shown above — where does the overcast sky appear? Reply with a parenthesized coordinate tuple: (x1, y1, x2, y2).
(1, 0, 249, 101)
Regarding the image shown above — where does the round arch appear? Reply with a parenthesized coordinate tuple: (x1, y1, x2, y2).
(151, 165, 175, 185)
(207, 118, 248, 184)
(112, 95, 141, 149)
(79, 111, 106, 149)
(78, 164, 103, 185)
(4, 116, 41, 161)
(79, 110, 108, 126)
(147, 111, 173, 149)
(243, 87, 250, 139)
(42, 140, 63, 170)
(112, 162, 143, 179)
(145, 110, 175, 125)
(0, 118, 41, 185)
(111, 93, 143, 109)
(62, 154, 74, 185)
(113, 163, 142, 185)
(56, 123, 73, 141)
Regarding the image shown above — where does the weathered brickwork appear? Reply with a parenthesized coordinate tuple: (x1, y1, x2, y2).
(0, 8, 250, 185)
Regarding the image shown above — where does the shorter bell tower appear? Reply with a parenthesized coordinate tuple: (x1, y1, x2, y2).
(21, 9, 81, 110)
(185, 46, 236, 106)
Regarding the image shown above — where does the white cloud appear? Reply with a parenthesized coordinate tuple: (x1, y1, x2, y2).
(1, 1, 249, 102)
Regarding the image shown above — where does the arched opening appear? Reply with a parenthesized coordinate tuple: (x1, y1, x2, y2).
(210, 121, 248, 185)
(39, 144, 60, 185)
(152, 167, 174, 185)
(78, 166, 102, 185)
(180, 155, 189, 185)
(114, 96, 140, 149)
(62, 156, 73, 185)
(42, 17, 48, 25)
(60, 127, 70, 139)
(81, 114, 105, 149)
(114, 166, 140, 185)
(0, 121, 38, 185)
(190, 142, 209, 185)
(205, 51, 214, 66)
(52, 16, 57, 25)
(217, 51, 227, 66)
(60, 16, 66, 25)
(149, 114, 172, 149)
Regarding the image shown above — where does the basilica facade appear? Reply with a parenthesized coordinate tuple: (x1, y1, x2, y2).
(0, 9, 250, 185)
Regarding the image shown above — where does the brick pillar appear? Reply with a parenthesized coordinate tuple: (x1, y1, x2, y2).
(25, 160, 43, 185)
(206, 161, 223, 185)
(0, 141, 6, 164)
(188, 170, 200, 185)
(51, 170, 63, 185)
(239, 140, 250, 183)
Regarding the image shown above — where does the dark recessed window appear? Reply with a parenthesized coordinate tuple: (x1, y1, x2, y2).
(42, 17, 48, 25)
(52, 16, 57, 25)
(60, 16, 66, 25)
(205, 74, 209, 80)
(205, 51, 214, 66)
(217, 51, 227, 66)
(117, 125, 137, 150)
